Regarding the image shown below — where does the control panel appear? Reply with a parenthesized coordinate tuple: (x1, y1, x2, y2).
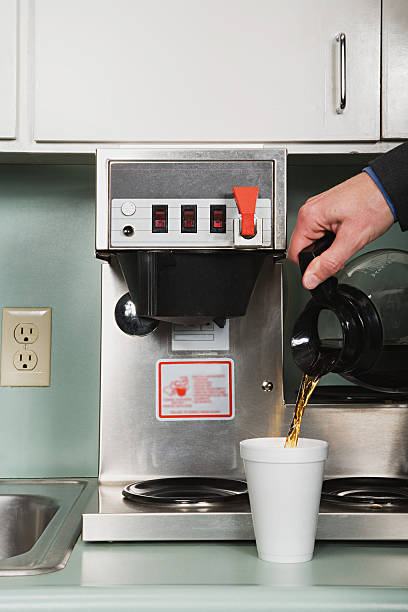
(100, 154, 286, 253)
(110, 197, 272, 249)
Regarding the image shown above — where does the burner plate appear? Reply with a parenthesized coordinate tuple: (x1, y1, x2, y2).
(123, 477, 248, 506)
(322, 477, 408, 508)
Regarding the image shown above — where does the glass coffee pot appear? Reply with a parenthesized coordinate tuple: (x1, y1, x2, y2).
(291, 233, 408, 393)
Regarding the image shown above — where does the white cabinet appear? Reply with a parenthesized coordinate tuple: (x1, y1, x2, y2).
(33, 0, 380, 143)
(0, 0, 17, 139)
(382, 0, 408, 139)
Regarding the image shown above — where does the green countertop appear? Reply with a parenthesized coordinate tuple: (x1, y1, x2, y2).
(0, 540, 408, 611)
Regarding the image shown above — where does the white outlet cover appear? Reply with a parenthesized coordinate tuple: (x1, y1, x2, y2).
(0, 308, 52, 387)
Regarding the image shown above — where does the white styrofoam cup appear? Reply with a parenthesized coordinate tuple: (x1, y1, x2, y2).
(240, 437, 328, 563)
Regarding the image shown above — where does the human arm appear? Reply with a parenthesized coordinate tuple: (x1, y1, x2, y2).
(287, 143, 408, 290)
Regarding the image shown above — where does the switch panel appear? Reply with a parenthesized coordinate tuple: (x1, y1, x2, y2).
(0, 308, 52, 387)
(110, 198, 272, 248)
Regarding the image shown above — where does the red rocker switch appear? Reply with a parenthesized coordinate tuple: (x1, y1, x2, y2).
(232, 187, 259, 237)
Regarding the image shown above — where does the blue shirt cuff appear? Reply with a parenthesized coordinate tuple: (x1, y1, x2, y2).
(363, 167, 397, 222)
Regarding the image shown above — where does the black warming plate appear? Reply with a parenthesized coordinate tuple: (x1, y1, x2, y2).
(123, 477, 248, 506)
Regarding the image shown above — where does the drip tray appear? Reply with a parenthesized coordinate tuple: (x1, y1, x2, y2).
(122, 477, 248, 506)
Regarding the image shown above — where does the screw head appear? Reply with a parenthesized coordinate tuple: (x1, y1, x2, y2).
(262, 380, 273, 392)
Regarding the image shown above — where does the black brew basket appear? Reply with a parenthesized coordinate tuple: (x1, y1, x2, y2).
(116, 250, 269, 325)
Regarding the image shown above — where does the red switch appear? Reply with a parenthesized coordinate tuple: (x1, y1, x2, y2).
(213, 210, 223, 228)
(155, 210, 166, 228)
(152, 205, 168, 233)
(210, 205, 226, 233)
(181, 205, 197, 233)
(232, 186, 258, 237)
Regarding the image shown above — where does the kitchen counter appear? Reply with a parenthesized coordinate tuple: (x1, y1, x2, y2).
(0, 540, 408, 611)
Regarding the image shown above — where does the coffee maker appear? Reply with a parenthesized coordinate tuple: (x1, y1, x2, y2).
(82, 148, 287, 541)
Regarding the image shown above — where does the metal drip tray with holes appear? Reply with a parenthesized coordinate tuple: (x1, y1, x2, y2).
(0, 479, 95, 575)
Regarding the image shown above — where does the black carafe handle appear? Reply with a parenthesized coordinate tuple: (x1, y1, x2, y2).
(298, 232, 338, 302)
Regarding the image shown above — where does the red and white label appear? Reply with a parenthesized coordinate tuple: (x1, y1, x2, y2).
(156, 359, 234, 420)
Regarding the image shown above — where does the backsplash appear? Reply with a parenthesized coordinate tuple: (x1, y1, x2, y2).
(0, 164, 100, 477)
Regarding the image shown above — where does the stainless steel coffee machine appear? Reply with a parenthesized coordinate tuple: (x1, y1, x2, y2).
(83, 148, 408, 543)
(83, 148, 287, 541)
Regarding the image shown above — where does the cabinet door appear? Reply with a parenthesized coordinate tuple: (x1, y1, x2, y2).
(382, 0, 408, 138)
(34, 0, 380, 142)
(0, 0, 17, 139)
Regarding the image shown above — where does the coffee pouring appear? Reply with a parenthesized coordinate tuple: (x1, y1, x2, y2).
(291, 233, 408, 393)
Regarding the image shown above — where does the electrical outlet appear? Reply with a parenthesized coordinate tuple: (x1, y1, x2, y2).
(14, 323, 39, 344)
(0, 308, 52, 387)
(13, 349, 38, 370)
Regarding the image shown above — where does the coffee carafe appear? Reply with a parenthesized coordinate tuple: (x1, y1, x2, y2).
(291, 233, 408, 393)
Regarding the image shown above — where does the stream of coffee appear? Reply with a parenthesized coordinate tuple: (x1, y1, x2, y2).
(285, 373, 320, 448)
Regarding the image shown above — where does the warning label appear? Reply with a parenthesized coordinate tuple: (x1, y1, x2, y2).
(156, 359, 234, 420)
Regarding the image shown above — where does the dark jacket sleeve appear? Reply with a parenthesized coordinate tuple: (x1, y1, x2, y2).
(369, 142, 408, 231)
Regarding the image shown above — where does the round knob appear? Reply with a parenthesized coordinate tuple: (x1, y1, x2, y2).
(121, 201, 136, 216)
(261, 380, 273, 392)
(122, 225, 134, 237)
(115, 293, 159, 336)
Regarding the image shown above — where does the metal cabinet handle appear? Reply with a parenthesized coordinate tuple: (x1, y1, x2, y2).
(336, 33, 346, 114)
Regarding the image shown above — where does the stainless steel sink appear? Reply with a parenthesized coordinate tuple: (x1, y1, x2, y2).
(0, 479, 96, 575)
(0, 494, 58, 559)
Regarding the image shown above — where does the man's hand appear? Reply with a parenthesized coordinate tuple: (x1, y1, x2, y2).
(287, 172, 394, 289)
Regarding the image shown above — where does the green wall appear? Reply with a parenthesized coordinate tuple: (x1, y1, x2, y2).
(0, 164, 100, 477)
